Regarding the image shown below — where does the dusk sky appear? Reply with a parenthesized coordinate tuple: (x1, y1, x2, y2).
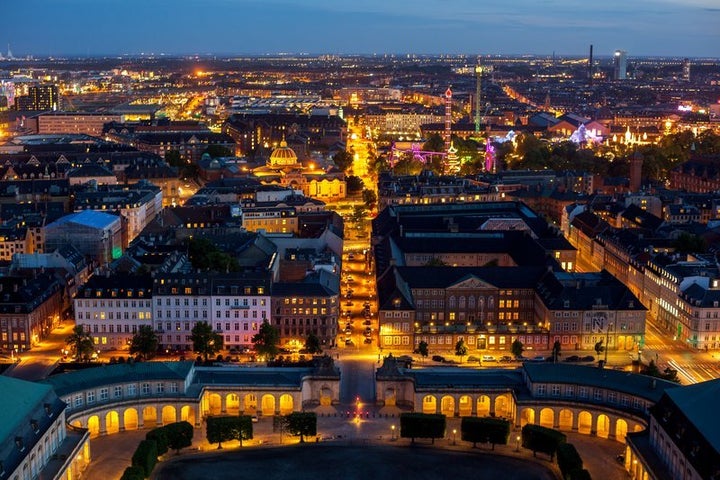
(5, 0, 720, 57)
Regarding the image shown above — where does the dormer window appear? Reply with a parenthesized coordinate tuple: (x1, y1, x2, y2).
(15, 437, 24, 451)
(30, 420, 39, 433)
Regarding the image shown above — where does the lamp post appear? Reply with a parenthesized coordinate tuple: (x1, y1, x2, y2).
(452, 428, 457, 446)
(515, 435, 521, 452)
(391, 424, 396, 441)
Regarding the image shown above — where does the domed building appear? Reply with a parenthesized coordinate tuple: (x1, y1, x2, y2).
(252, 139, 346, 202)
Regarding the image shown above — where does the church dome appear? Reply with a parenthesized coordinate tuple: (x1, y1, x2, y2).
(269, 139, 299, 167)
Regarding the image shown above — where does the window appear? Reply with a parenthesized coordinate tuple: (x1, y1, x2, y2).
(579, 387, 587, 398)
(114, 386, 122, 398)
(169, 383, 178, 393)
(537, 385, 546, 396)
(551, 385, 560, 396)
(141, 383, 150, 395)
(127, 384, 136, 396)
(87, 391, 95, 404)
(593, 389, 603, 401)
(74, 394, 83, 407)
(565, 386, 574, 397)
(608, 392, 616, 404)
(156, 383, 165, 394)
(99, 388, 108, 401)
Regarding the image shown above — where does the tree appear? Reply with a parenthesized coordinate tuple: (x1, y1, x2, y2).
(203, 144, 233, 158)
(557, 443, 584, 480)
(455, 339, 468, 363)
(165, 149, 183, 167)
(206, 416, 234, 449)
(66, 325, 95, 362)
(129, 325, 159, 360)
(511, 339, 524, 359)
(422, 133, 444, 153)
(521, 424, 566, 460)
(551, 340, 562, 363)
(417, 341, 429, 362)
(346, 175, 364, 194)
(284, 412, 317, 443)
(131, 439, 158, 477)
(423, 257, 447, 267)
(361, 189, 377, 210)
(188, 237, 239, 272)
(642, 360, 681, 383)
(594, 339, 605, 356)
(332, 150, 354, 172)
(304, 333, 322, 355)
(191, 321, 223, 362)
(164, 421, 194, 454)
(672, 232, 706, 254)
(400, 413, 446, 444)
(252, 320, 280, 360)
(461, 417, 511, 450)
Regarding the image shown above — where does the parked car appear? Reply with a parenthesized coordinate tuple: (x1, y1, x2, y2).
(344, 327, 352, 335)
(499, 355, 514, 362)
(363, 320, 372, 326)
(481, 355, 497, 362)
(581, 355, 595, 362)
(532, 356, 546, 362)
(564, 355, 581, 362)
(363, 337, 373, 344)
(432, 355, 446, 363)
(345, 339, 354, 346)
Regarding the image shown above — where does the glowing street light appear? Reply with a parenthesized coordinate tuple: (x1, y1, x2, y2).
(391, 424, 396, 441)
(515, 435, 521, 452)
(452, 428, 457, 445)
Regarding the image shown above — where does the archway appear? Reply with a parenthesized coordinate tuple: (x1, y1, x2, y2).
(261, 394, 276, 416)
(226, 394, 240, 414)
(596, 414, 610, 438)
(494, 395, 510, 418)
(422, 395, 436, 414)
(279, 394, 294, 415)
(440, 396, 455, 417)
(458, 396, 472, 417)
(124, 408, 138, 430)
(142, 406, 158, 428)
(161, 405, 176, 425)
(71, 420, 82, 429)
(105, 411, 120, 434)
(207, 393, 222, 415)
(87, 416, 100, 437)
(578, 411, 592, 435)
(539, 408, 554, 428)
(320, 387, 332, 407)
(616, 418, 628, 443)
(244, 394, 257, 413)
(476, 396, 491, 417)
(520, 408, 535, 426)
(558, 409, 573, 431)
(634, 424, 644, 432)
(384, 388, 396, 407)
(180, 406, 195, 425)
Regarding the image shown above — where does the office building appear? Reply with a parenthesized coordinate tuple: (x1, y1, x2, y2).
(614, 50, 627, 80)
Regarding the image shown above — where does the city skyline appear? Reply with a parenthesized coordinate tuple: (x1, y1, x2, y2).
(4, 0, 720, 58)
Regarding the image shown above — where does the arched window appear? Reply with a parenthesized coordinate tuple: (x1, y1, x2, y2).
(448, 296, 456, 309)
(458, 296, 466, 309)
(468, 296, 476, 309)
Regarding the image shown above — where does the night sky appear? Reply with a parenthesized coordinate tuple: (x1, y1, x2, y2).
(4, 0, 720, 57)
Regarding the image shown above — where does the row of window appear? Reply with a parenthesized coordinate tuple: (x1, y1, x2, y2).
(535, 383, 645, 410)
(69, 382, 180, 408)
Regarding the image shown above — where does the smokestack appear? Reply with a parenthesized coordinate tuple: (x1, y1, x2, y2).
(588, 45, 594, 86)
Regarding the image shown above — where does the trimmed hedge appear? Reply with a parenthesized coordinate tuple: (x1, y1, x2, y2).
(460, 417, 511, 449)
(521, 424, 566, 460)
(164, 421, 194, 453)
(131, 439, 158, 478)
(146, 427, 169, 456)
(400, 413, 446, 444)
(119, 466, 145, 480)
(557, 443, 583, 479)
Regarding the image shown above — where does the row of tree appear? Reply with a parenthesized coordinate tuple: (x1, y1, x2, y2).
(206, 412, 318, 448)
(120, 421, 194, 480)
(66, 320, 322, 363)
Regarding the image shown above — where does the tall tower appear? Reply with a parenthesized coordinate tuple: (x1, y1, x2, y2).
(682, 58, 691, 82)
(588, 44, 594, 86)
(613, 50, 627, 80)
(444, 87, 452, 153)
(7, 44, 13, 60)
(474, 61, 482, 133)
(630, 150, 643, 192)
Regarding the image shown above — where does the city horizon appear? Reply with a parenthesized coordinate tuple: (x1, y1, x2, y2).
(4, 0, 720, 58)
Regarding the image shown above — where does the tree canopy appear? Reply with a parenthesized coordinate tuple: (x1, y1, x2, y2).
(66, 325, 95, 362)
(252, 320, 280, 360)
(283, 412, 317, 443)
(304, 333, 322, 355)
(332, 150, 354, 172)
(191, 321, 223, 362)
(129, 325, 158, 360)
(188, 237, 240, 273)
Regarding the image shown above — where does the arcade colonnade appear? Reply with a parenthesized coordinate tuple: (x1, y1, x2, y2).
(413, 392, 646, 443)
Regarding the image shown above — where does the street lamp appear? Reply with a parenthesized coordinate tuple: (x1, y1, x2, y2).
(452, 428, 457, 445)
(391, 424, 396, 441)
(515, 435, 521, 452)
